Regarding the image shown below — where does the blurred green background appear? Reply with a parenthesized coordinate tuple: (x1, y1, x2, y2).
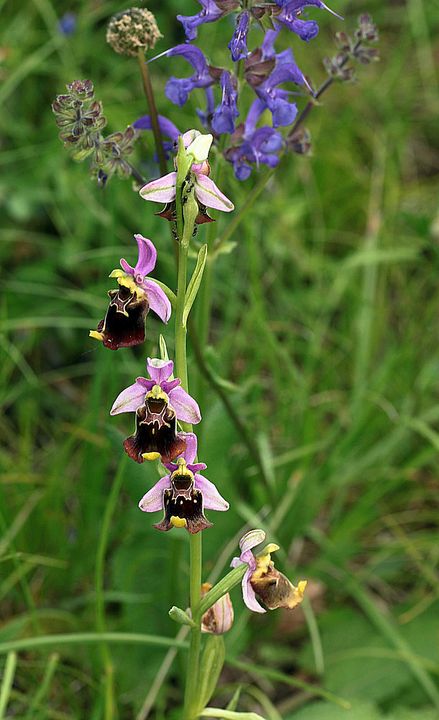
(1, 0, 439, 718)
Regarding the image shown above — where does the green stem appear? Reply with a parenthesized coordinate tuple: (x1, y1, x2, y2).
(184, 533, 203, 719)
(137, 49, 167, 176)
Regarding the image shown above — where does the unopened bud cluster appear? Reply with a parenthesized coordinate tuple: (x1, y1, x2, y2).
(324, 13, 379, 82)
(52, 80, 106, 156)
(52, 80, 138, 185)
(106, 8, 162, 57)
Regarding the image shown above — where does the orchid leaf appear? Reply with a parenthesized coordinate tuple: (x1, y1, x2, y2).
(226, 687, 242, 712)
(183, 244, 208, 327)
(197, 635, 225, 713)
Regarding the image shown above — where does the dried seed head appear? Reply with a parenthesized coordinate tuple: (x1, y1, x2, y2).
(106, 8, 162, 58)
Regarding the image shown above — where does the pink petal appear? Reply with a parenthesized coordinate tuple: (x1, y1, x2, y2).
(110, 380, 147, 416)
(195, 174, 234, 212)
(134, 234, 157, 277)
(168, 386, 201, 424)
(242, 568, 266, 613)
(138, 475, 171, 512)
(143, 279, 172, 323)
(195, 473, 229, 511)
(146, 357, 174, 384)
(239, 529, 266, 555)
(230, 556, 243, 569)
(139, 172, 177, 203)
(180, 432, 198, 464)
(120, 258, 135, 275)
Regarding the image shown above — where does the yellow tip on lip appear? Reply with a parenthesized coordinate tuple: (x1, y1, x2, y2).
(297, 580, 307, 595)
(142, 451, 161, 461)
(89, 330, 104, 341)
(170, 516, 187, 528)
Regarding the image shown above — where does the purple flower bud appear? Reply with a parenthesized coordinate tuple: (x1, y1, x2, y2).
(58, 12, 77, 36)
(228, 11, 250, 62)
(211, 71, 239, 135)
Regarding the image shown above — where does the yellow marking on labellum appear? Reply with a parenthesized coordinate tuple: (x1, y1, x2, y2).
(108, 270, 145, 299)
(142, 451, 161, 461)
(146, 384, 170, 403)
(170, 516, 187, 528)
(89, 330, 104, 341)
(253, 543, 280, 579)
(171, 458, 194, 483)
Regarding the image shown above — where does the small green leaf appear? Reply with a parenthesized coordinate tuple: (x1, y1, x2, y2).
(200, 709, 267, 720)
(226, 687, 242, 712)
(159, 334, 169, 362)
(168, 606, 196, 628)
(197, 635, 225, 712)
(183, 244, 208, 326)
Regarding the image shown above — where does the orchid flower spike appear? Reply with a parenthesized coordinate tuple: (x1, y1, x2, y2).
(89, 235, 171, 350)
(139, 433, 229, 533)
(111, 358, 201, 464)
(231, 529, 307, 613)
(139, 130, 234, 223)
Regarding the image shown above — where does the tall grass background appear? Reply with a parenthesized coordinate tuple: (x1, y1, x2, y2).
(0, 0, 438, 717)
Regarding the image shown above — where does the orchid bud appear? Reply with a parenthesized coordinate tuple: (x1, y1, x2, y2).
(201, 583, 234, 634)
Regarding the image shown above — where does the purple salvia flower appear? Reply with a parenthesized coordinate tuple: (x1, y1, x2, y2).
(251, 30, 308, 127)
(228, 10, 250, 62)
(139, 432, 229, 533)
(164, 45, 216, 106)
(231, 529, 307, 612)
(89, 235, 171, 350)
(197, 87, 215, 128)
(111, 359, 201, 464)
(177, 0, 225, 41)
(273, 0, 342, 42)
(58, 11, 77, 36)
(133, 114, 180, 159)
(225, 100, 283, 180)
(211, 71, 239, 135)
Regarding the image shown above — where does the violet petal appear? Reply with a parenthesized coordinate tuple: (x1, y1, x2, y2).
(168, 386, 202, 424)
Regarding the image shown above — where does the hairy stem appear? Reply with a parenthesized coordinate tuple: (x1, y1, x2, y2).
(137, 49, 167, 176)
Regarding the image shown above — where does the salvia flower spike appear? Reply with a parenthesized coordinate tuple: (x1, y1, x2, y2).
(139, 432, 229, 533)
(231, 529, 307, 613)
(111, 358, 201, 463)
(90, 235, 170, 350)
